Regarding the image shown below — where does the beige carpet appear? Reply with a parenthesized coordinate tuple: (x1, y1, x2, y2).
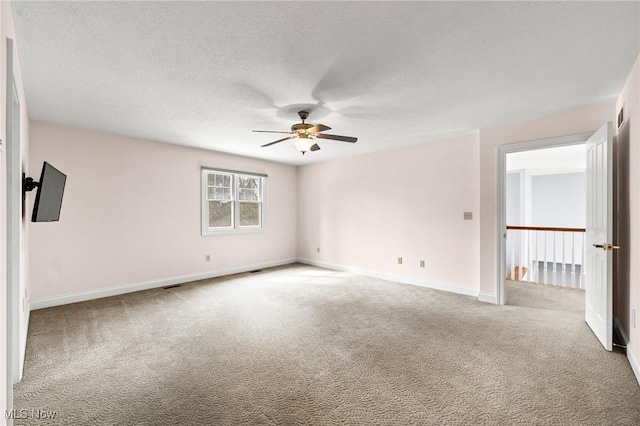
(506, 280, 585, 313)
(14, 264, 640, 425)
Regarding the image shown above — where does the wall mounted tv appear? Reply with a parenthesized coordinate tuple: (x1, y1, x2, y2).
(24, 162, 67, 222)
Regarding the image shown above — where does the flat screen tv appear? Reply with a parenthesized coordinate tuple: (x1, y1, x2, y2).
(32, 162, 66, 222)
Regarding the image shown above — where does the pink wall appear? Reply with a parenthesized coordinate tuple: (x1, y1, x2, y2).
(298, 103, 616, 301)
(616, 54, 640, 367)
(298, 133, 481, 293)
(28, 121, 297, 301)
(478, 103, 614, 297)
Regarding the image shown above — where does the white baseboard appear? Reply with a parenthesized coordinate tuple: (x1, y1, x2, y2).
(478, 292, 498, 304)
(30, 258, 297, 310)
(615, 316, 640, 386)
(297, 258, 479, 298)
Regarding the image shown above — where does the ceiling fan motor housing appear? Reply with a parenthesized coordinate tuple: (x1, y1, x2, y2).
(291, 123, 313, 133)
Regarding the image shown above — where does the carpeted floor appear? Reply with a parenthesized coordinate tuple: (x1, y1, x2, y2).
(13, 264, 640, 425)
(506, 279, 584, 313)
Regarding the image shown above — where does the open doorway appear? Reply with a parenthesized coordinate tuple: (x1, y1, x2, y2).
(496, 133, 592, 305)
(505, 144, 586, 312)
(497, 124, 615, 351)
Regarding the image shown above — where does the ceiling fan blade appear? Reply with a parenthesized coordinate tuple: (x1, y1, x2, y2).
(306, 124, 331, 134)
(252, 130, 292, 134)
(310, 143, 321, 151)
(315, 133, 357, 143)
(261, 135, 295, 147)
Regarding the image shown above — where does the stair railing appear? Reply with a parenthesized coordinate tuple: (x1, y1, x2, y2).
(506, 226, 586, 288)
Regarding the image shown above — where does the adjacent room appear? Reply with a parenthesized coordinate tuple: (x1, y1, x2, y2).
(1, 1, 640, 424)
(505, 144, 587, 312)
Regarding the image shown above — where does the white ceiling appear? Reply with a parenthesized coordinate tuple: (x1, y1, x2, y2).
(11, 1, 640, 166)
(507, 144, 586, 176)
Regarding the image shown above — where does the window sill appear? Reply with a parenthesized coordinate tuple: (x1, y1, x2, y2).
(202, 227, 266, 236)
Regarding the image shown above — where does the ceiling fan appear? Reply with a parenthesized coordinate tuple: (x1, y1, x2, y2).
(253, 111, 357, 155)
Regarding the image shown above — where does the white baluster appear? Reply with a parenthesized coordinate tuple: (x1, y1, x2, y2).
(553, 232, 557, 272)
(581, 233, 586, 289)
(562, 232, 566, 272)
(510, 230, 515, 280)
(543, 232, 547, 271)
(525, 230, 530, 282)
(533, 230, 537, 282)
(533, 231, 540, 283)
(571, 232, 576, 274)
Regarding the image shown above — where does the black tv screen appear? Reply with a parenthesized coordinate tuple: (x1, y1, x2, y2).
(32, 162, 66, 222)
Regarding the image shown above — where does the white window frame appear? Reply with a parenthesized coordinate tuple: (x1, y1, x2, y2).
(201, 168, 267, 235)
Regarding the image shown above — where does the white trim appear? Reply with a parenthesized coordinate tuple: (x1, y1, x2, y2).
(496, 147, 507, 306)
(201, 166, 267, 178)
(6, 38, 23, 421)
(31, 258, 480, 311)
(614, 317, 640, 386)
(496, 132, 592, 306)
(297, 258, 479, 298)
(478, 292, 499, 304)
(30, 258, 297, 310)
(201, 169, 267, 236)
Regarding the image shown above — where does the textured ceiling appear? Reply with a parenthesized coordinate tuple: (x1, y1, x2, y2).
(11, 1, 640, 165)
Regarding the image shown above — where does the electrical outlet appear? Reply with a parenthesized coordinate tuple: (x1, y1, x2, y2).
(463, 212, 473, 220)
(420, 260, 425, 268)
(205, 255, 211, 262)
(397, 257, 403, 265)
(317, 247, 320, 253)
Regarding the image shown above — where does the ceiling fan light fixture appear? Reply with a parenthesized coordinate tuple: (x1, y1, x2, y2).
(292, 135, 315, 154)
(255, 110, 357, 154)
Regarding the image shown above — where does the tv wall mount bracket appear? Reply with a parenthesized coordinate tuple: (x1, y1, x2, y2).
(23, 173, 40, 193)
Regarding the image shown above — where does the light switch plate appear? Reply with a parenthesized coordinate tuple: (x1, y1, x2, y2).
(463, 212, 473, 220)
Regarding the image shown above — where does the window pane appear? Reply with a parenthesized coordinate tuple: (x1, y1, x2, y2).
(239, 188, 259, 202)
(209, 201, 232, 228)
(238, 177, 260, 201)
(207, 174, 215, 186)
(239, 202, 260, 227)
(214, 187, 232, 201)
(207, 187, 216, 199)
(238, 176, 257, 189)
(216, 174, 231, 188)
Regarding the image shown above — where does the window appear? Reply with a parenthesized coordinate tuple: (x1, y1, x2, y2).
(202, 168, 265, 234)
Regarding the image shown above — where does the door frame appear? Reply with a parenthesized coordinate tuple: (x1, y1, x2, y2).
(496, 132, 593, 305)
(5, 37, 22, 419)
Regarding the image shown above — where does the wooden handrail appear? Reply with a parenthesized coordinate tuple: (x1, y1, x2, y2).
(506, 225, 585, 233)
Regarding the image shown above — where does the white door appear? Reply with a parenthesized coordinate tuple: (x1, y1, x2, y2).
(585, 122, 614, 351)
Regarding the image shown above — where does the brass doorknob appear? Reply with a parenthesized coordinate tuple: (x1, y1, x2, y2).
(594, 243, 621, 251)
